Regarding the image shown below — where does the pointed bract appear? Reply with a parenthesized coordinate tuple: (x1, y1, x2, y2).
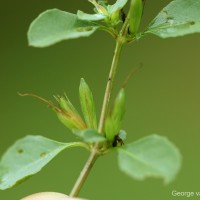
(79, 78, 97, 130)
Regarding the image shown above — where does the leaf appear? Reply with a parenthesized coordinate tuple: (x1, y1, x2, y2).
(73, 129, 106, 143)
(118, 135, 182, 184)
(108, 0, 128, 14)
(28, 9, 99, 47)
(0, 135, 86, 190)
(77, 10, 106, 21)
(146, 0, 200, 38)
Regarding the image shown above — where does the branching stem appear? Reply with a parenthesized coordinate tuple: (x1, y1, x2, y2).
(68, 8, 133, 194)
(69, 39, 124, 197)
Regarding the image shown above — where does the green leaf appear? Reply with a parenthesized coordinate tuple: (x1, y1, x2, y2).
(73, 129, 106, 143)
(118, 135, 181, 184)
(77, 10, 106, 21)
(146, 0, 200, 38)
(28, 9, 99, 47)
(0, 135, 86, 190)
(108, 0, 128, 14)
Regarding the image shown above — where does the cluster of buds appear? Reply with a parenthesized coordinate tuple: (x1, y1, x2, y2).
(19, 79, 126, 147)
(88, 0, 144, 32)
(54, 78, 97, 131)
(87, 0, 128, 26)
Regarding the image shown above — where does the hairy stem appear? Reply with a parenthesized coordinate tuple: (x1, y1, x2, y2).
(69, 39, 124, 197)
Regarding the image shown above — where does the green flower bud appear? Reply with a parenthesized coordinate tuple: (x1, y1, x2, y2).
(111, 88, 126, 130)
(56, 111, 86, 130)
(105, 117, 116, 141)
(129, 0, 143, 35)
(79, 78, 97, 130)
(110, 9, 121, 26)
(89, 0, 109, 15)
(55, 95, 86, 130)
(59, 95, 80, 117)
(105, 89, 126, 141)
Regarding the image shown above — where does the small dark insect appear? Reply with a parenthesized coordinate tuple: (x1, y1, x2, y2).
(112, 134, 124, 147)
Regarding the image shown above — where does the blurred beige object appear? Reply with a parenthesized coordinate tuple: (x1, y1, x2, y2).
(21, 192, 85, 200)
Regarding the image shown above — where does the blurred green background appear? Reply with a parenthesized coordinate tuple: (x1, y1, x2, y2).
(1, 0, 200, 199)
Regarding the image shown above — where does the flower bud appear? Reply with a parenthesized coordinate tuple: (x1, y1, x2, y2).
(56, 111, 86, 130)
(79, 78, 97, 130)
(105, 117, 116, 141)
(55, 95, 86, 130)
(129, 0, 143, 35)
(105, 89, 126, 141)
(59, 96, 80, 117)
(89, 0, 109, 15)
(110, 9, 121, 26)
(112, 88, 126, 128)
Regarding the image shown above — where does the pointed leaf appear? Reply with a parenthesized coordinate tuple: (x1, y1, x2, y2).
(146, 0, 200, 38)
(77, 10, 106, 21)
(118, 135, 181, 184)
(73, 129, 106, 143)
(0, 135, 85, 190)
(28, 9, 99, 47)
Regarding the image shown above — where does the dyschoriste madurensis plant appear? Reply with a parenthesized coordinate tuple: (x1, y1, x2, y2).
(1, 0, 200, 199)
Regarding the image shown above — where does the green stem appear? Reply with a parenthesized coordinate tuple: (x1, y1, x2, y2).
(98, 40, 123, 133)
(69, 149, 98, 197)
(69, 39, 124, 197)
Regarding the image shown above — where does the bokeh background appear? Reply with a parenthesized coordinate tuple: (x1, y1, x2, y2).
(0, 0, 200, 199)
